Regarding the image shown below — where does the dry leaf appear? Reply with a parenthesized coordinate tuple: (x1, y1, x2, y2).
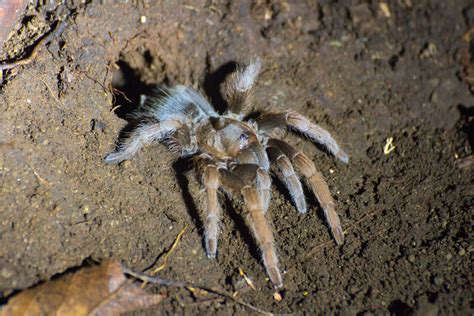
(460, 28, 474, 91)
(1, 261, 164, 316)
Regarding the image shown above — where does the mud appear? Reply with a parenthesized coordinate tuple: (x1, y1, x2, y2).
(0, 1, 472, 315)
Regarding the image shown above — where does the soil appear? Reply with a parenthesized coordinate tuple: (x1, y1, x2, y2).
(0, 1, 472, 315)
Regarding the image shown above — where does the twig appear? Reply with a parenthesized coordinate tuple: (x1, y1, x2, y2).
(122, 266, 275, 316)
(152, 224, 188, 275)
(36, 76, 64, 108)
(140, 224, 188, 289)
(26, 162, 50, 186)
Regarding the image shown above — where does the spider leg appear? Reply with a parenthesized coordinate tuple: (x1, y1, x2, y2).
(230, 163, 272, 213)
(241, 186, 283, 288)
(224, 58, 261, 115)
(195, 155, 225, 259)
(104, 119, 182, 164)
(202, 163, 222, 258)
(256, 110, 349, 163)
(256, 168, 272, 213)
(165, 124, 198, 156)
(236, 141, 270, 172)
(268, 139, 344, 245)
(267, 145, 307, 213)
(218, 164, 280, 287)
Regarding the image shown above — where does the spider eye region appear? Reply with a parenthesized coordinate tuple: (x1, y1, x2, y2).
(238, 133, 249, 150)
(239, 133, 249, 141)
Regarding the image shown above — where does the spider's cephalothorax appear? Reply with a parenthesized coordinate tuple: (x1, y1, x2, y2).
(105, 59, 349, 288)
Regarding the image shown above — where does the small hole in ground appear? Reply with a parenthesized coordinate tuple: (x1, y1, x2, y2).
(111, 60, 155, 120)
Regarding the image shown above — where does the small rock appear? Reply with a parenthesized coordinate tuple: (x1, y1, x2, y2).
(458, 248, 466, 256)
(349, 285, 359, 295)
(445, 253, 452, 260)
(1, 267, 14, 279)
(273, 291, 283, 302)
(408, 255, 416, 263)
(433, 275, 444, 286)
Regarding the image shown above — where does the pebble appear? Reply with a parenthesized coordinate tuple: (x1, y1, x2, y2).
(408, 255, 416, 263)
(458, 248, 466, 256)
(433, 275, 444, 286)
(273, 291, 283, 302)
(349, 285, 359, 295)
(445, 253, 452, 260)
(1, 267, 14, 279)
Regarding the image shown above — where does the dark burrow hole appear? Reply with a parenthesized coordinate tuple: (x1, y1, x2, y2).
(457, 104, 474, 151)
(202, 60, 237, 114)
(110, 60, 155, 120)
(388, 299, 414, 316)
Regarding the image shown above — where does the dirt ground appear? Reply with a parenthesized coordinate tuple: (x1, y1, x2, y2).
(0, 0, 472, 315)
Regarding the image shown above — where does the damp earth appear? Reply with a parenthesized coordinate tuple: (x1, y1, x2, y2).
(0, 1, 472, 315)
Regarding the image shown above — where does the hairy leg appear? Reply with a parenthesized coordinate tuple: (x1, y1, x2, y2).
(224, 58, 261, 114)
(268, 139, 344, 245)
(236, 141, 270, 171)
(241, 186, 283, 288)
(218, 164, 279, 286)
(104, 120, 182, 164)
(256, 110, 349, 163)
(230, 163, 271, 213)
(202, 163, 222, 258)
(267, 146, 307, 213)
(256, 167, 272, 213)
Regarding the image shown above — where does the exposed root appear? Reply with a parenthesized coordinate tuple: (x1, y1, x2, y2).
(0, 20, 68, 79)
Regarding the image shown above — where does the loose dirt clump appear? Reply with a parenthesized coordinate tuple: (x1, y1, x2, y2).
(0, 1, 472, 315)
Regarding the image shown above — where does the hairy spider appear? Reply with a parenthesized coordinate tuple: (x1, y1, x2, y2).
(105, 59, 349, 288)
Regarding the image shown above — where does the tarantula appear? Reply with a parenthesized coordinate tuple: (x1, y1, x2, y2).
(105, 59, 349, 288)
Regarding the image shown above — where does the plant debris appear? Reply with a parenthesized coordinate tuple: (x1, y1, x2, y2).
(1, 261, 164, 316)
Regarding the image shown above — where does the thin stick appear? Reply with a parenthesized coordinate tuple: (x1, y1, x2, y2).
(152, 224, 188, 275)
(122, 266, 275, 316)
(140, 224, 188, 289)
(26, 162, 50, 186)
(36, 76, 64, 108)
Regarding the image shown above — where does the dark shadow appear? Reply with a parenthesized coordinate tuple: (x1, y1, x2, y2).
(457, 104, 474, 150)
(111, 60, 155, 120)
(299, 176, 334, 238)
(243, 110, 263, 122)
(203, 61, 237, 114)
(106, 60, 159, 154)
(270, 173, 297, 211)
(223, 197, 261, 262)
(172, 157, 204, 241)
(388, 299, 414, 316)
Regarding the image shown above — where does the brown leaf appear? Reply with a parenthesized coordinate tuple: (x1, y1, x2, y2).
(460, 28, 474, 92)
(1, 261, 164, 316)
